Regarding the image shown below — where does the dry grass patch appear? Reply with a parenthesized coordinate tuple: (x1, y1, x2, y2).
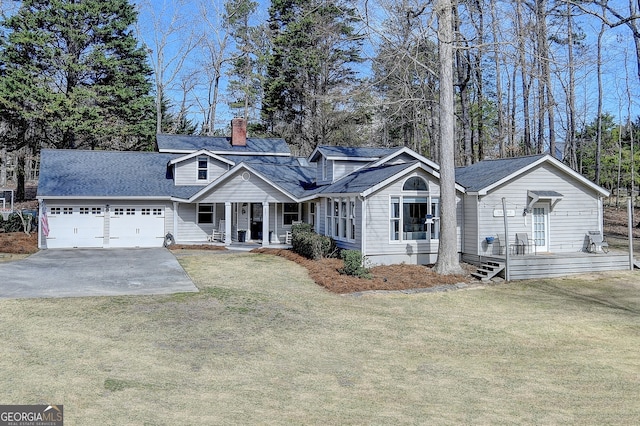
(0, 252, 639, 424)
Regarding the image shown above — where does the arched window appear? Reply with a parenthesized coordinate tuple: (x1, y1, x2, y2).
(403, 176, 428, 191)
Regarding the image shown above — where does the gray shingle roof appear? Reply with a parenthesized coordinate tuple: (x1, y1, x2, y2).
(225, 155, 306, 166)
(245, 163, 317, 199)
(157, 134, 290, 154)
(37, 149, 201, 199)
(455, 154, 546, 192)
(310, 145, 401, 161)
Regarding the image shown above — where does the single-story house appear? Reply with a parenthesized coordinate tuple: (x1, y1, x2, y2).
(37, 118, 629, 279)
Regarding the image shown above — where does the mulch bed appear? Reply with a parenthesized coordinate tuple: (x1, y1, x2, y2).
(0, 232, 38, 254)
(252, 248, 472, 294)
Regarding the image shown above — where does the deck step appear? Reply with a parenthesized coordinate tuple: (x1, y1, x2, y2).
(472, 262, 505, 281)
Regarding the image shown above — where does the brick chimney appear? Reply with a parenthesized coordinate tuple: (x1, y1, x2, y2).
(231, 118, 247, 146)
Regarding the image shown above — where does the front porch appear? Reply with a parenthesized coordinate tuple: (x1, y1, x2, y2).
(463, 250, 634, 280)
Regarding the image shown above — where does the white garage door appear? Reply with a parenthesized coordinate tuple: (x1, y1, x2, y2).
(109, 207, 165, 247)
(46, 206, 105, 248)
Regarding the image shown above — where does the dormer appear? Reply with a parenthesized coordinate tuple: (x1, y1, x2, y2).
(169, 150, 235, 186)
(308, 146, 403, 184)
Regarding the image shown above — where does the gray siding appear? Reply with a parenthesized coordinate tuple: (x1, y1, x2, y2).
(361, 170, 462, 266)
(333, 160, 367, 181)
(196, 170, 293, 203)
(174, 156, 230, 186)
(468, 164, 603, 256)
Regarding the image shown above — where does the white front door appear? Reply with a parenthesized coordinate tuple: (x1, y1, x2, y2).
(532, 204, 549, 252)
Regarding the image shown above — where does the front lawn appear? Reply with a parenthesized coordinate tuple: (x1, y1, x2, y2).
(0, 251, 639, 424)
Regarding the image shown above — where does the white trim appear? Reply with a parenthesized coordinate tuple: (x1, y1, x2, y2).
(187, 163, 299, 203)
(168, 149, 235, 166)
(370, 146, 440, 172)
(476, 155, 610, 197)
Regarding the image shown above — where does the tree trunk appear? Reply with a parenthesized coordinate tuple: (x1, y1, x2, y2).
(516, 0, 532, 154)
(596, 17, 605, 185)
(490, 0, 506, 157)
(434, 0, 464, 275)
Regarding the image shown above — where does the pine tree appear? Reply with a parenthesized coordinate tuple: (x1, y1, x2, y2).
(262, 0, 364, 155)
(0, 0, 155, 152)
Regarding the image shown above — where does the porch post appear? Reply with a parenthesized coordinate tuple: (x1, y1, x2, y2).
(224, 202, 232, 245)
(172, 201, 179, 242)
(262, 202, 269, 247)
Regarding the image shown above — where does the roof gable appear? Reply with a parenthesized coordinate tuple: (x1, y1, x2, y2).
(308, 145, 401, 162)
(455, 154, 609, 197)
(188, 162, 316, 202)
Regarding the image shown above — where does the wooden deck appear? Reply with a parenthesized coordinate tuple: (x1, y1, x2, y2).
(463, 250, 634, 280)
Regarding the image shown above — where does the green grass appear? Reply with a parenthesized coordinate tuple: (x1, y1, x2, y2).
(1, 252, 640, 424)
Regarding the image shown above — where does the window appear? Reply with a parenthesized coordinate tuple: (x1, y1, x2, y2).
(323, 197, 356, 241)
(309, 202, 316, 228)
(126, 208, 135, 215)
(403, 197, 428, 240)
(153, 208, 163, 216)
(50, 207, 61, 215)
(141, 208, 151, 215)
(340, 199, 347, 238)
(79, 207, 89, 215)
(390, 197, 400, 240)
(390, 176, 435, 242)
(113, 208, 124, 216)
(333, 200, 339, 238)
(322, 158, 328, 180)
(326, 199, 333, 236)
(198, 204, 213, 224)
(91, 207, 102, 215)
(283, 203, 299, 225)
(197, 156, 208, 180)
(350, 200, 356, 239)
(403, 176, 428, 191)
(63, 207, 73, 215)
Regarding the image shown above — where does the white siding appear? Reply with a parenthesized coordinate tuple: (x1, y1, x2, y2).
(471, 164, 603, 255)
(174, 156, 230, 186)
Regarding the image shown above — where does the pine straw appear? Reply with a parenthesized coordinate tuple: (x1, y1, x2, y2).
(0, 232, 38, 254)
(252, 248, 472, 294)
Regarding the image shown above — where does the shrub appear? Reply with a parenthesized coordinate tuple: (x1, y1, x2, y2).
(0, 212, 36, 233)
(339, 250, 372, 279)
(291, 229, 336, 260)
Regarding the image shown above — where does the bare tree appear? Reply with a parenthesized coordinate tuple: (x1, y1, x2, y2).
(137, 0, 201, 134)
(197, 0, 234, 135)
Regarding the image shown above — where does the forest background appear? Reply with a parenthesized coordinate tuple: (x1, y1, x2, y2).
(0, 0, 639, 200)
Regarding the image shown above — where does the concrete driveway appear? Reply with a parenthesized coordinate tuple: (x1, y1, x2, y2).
(0, 248, 198, 299)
